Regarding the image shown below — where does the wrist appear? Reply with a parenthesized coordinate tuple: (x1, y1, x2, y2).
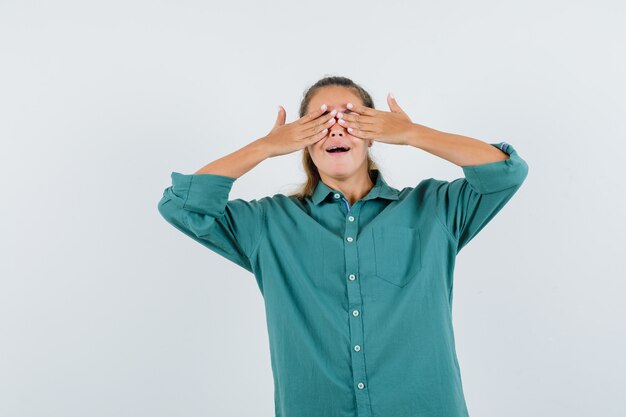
(250, 136, 275, 159)
(405, 123, 440, 149)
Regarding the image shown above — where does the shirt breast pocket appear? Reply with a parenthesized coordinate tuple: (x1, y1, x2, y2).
(372, 225, 422, 287)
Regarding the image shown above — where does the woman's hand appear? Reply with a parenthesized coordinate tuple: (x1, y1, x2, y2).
(337, 93, 417, 146)
(261, 104, 337, 158)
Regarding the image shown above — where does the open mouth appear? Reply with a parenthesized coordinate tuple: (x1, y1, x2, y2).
(326, 146, 351, 154)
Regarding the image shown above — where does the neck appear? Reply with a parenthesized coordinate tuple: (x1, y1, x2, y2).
(319, 168, 375, 206)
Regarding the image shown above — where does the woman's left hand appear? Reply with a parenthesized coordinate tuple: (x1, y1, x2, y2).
(337, 93, 417, 145)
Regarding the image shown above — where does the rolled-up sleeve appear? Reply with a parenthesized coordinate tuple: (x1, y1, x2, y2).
(157, 172, 264, 273)
(432, 142, 529, 253)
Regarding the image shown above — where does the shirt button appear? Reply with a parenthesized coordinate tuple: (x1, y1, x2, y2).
(352, 310, 360, 317)
(346, 237, 353, 242)
(348, 274, 356, 281)
(357, 382, 365, 389)
(334, 193, 340, 199)
(348, 216, 355, 222)
(354, 345, 361, 352)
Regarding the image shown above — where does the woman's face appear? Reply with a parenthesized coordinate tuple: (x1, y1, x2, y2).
(305, 86, 373, 179)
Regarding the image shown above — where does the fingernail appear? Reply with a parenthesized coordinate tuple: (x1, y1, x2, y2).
(389, 92, 395, 99)
(321, 104, 327, 111)
(347, 103, 353, 109)
(278, 105, 281, 112)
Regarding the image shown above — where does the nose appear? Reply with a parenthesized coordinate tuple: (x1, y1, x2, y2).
(330, 122, 346, 136)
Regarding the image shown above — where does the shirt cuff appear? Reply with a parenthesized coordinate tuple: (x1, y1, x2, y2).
(170, 171, 237, 216)
(460, 142, 529, 194)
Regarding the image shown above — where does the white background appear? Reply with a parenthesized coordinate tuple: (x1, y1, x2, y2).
(1, 1, 624, 416)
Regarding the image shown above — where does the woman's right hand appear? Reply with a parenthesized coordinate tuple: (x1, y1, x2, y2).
(261, 104, 338, 158)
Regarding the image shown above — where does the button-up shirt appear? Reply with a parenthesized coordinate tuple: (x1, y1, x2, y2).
(157, 141, 529, 417)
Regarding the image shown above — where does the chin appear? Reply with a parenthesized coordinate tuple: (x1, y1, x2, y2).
(319, 162, 359, 177)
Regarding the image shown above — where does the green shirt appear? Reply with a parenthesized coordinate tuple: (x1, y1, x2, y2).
(157, 141, 529, 417)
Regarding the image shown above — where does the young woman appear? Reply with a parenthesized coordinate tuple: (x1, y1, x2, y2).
(157, 76, 529, 417)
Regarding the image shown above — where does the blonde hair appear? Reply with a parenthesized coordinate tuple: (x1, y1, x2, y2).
(288, 75, 380, 201)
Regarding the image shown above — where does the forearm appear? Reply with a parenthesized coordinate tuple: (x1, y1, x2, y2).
(405, 124, 509, 167)
(193, 137, 272, 178)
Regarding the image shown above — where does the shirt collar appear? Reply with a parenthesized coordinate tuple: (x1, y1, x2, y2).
(311, 168, 400, 205)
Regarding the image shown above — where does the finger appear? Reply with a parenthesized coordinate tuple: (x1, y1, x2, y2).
(305, 126, 330, 144)
(303, 108, 338, 132)
(299, 104, 333, 125)
(303, 113, 336, 138)
(346, 125, 375, 140)
(337, 117, 377, 132)
(346, 102, 377, 116)
(337, 111, 375, 124)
